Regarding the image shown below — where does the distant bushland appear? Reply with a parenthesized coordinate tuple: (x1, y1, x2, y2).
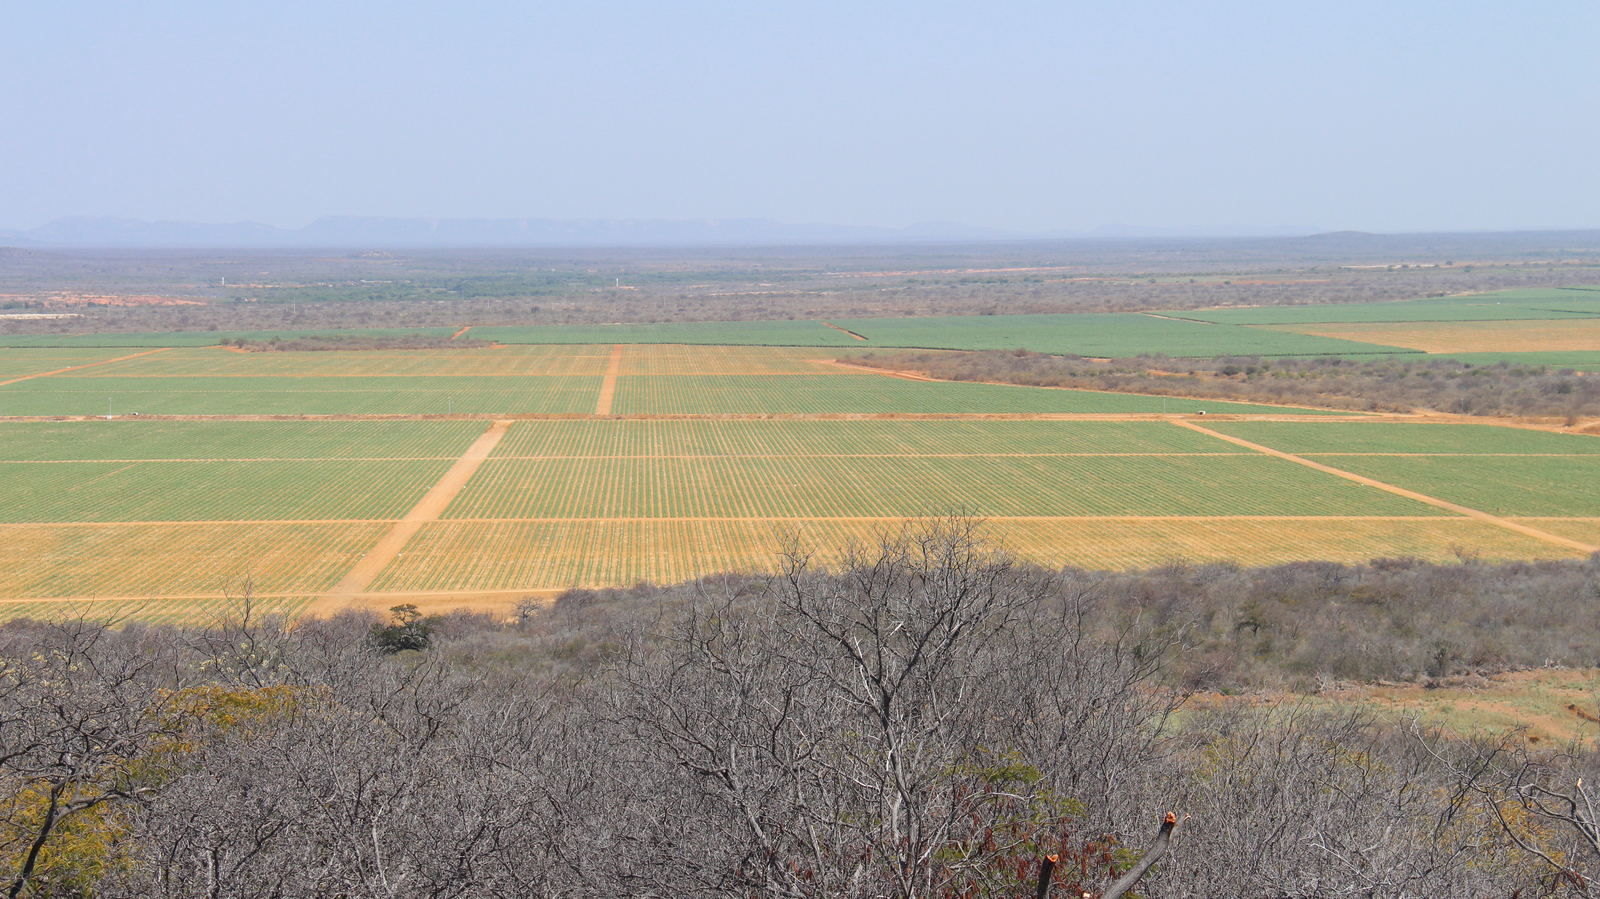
(849, 349, 1600, 420)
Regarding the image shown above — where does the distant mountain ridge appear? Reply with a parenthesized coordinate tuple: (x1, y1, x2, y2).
(0, 216, 1021, 248)
(0, 215, 1321, 249)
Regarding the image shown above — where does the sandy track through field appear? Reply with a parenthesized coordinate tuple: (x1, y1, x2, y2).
(0, 347, 172, 386)
(820, 322, 868, 340)
(308, 420, 513, 612)
(594, 344, 623, 414)
(1175, 420, 1600, 553)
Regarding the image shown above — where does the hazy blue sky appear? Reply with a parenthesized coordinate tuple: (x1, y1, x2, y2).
(3, 1, 1596, 234)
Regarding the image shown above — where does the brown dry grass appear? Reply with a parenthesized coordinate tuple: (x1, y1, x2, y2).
(1318, 669, 1600, 745)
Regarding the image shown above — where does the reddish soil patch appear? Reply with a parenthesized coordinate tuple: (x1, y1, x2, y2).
(0, 293, 207, 307)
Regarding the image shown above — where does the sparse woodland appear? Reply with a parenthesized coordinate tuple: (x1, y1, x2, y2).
(850, 350, 1600, 421)
(2, 236, 1598, 336)
(4, 520, 1600, 898)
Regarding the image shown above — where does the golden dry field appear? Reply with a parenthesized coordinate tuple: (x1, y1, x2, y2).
(1264, 319, 1600, 354)
(0, 342, 1597, 623)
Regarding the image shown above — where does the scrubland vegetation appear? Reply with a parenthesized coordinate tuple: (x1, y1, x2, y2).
(220, 334, 492, 351)
(3, 234, 1599, 337)
(852, 350, 1600, 420)
(4, 520, 1600, 897)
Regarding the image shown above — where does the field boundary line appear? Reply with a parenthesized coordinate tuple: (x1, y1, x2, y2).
(0, 412, 1372, 422)
(0, 348, 173, 387)
(0, 588, 558, 607)
(0, 519, 396, 527)
(309, 420, 514, 612)
(594, 344, 623, 414)
(1175, 420, 1600, 553)
(431, 514, 1462, 523)
(0, 458, 461, 464)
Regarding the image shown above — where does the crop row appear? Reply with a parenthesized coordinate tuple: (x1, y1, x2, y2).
(0, 596, 318, 627)
(0, 459, 449, 522)
(369, 518, 896, 592)
(472, 320, 863, 347)
(980, 516, 1576, 570)
(1304, 455, 1600, 518)
(1208, 422, 1600, 456)
(0, 349, 139, 379)
(83, 345, 613, 378)
(453, 314, 1415, 357)
(614, 345, 841, 376)
(491, 419, 1235, 458)
(0, 521, 386, 596)
(0, 327, 458, 349)
(369, 515, 1574, 593)
(1517, 518, 1600, 546)
(0, 420, 489, 461)
(0, 375, 601, 415)
(825, 313, 1415, 357)
(609, 372, 1316, 415)
(1181, 290, 1600, 325)
(444, 454, 1436, 520)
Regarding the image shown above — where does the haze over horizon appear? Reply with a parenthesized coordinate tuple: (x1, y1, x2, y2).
(4, 1, 1596, 237)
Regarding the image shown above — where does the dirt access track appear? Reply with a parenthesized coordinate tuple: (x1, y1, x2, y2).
(304, 420, 513, 617)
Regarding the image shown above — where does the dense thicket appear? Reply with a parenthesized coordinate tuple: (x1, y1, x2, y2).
(1092, 554, 1600, 690)
(3, 523, 1599, 897)
(851, 350, 1600, 421)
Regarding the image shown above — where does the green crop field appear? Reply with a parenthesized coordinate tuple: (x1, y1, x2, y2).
(0, 374, 601, 415)
(0, 459, 450, 522)
(466, 313, 1418, 357)
(1178, 289, 1600, 325)
(1204, 421, 1600, 455)
(827, 313, 1418, 356)
(610, 372, 1341, 415)
(0, 327, 458, 348)
(1424, 352, 1600, 371)
(473, 320, 864, 346)
(0, 348, 146, 378)
(0, 420, 487, 461)
(1199, 421, 1600, 518)
(490, 419, 1236, 458)
(2, 338, 1595, 623)
(1280, 455, 1600, 518)
(78, 345, 612, 378)
(442, 453, 1434, 520)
